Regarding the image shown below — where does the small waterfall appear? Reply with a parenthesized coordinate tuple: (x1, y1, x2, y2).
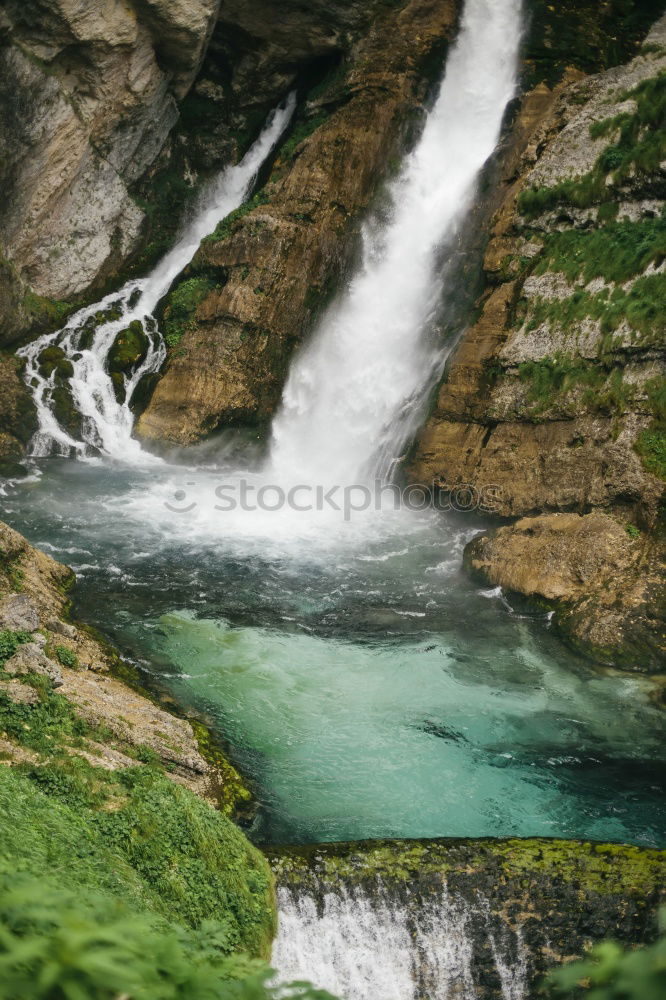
(18, 95, 295, 462)
(272, 881, 528, 1000)
(269, 0, 522, 485)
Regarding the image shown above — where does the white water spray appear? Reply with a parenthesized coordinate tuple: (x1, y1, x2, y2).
(269, 0, 522, 485)
(272, 883, 527, 1000)
(18, 95, 295, 463)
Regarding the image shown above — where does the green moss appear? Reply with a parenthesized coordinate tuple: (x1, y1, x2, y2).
(37, 346, 74, 380)
(190, 720, 254, 818)
(635, 378, 666, 478)
(22, 291, 74, 334)
(202, 191, 271, 247)
(107, 320, 149, 374)
(163, 277, 217, 349)
(268, 837, 666, 898)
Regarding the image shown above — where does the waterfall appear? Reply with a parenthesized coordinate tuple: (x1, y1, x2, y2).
(17, 95, 295, 462)
(269, 0, 522, 485)
(272, 882, 528, 1000)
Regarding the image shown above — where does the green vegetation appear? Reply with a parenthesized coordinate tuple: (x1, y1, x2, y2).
(54, 644, 79, 669)
(0, 629, 31, 667)
(535, 213, 666, 285)
(269, 838, 666, 896)
(626, 524, 641, 539)
(107, 320, 149, 374)
(635, 376, 666, 479)
(202, 191, 271, 247)
(163, 277, 217, 349)
(22, 291, 74, 333)
(517, 356, 634, 417)
(0, 760, 276, 958)
(544, 908, 666, 999)
(519, 71, 666, 218)
(0, 759, 336, 999)
(277, 111, 329, 164)
(524, 273, 665, 343)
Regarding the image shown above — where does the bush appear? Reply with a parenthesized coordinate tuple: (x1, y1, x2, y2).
(0, 875, 335, 1000)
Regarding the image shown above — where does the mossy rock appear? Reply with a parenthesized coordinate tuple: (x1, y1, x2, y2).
(51, 382, 82, 439)
(108, 321, 149, 375)
(38, 346, 73, 380)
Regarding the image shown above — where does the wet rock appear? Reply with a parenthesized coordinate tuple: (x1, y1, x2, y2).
(4, 643, 63, 687)
(136, 0, 460, 444)
(0, 354, 38, 463)
(464, 513, 666, 672)
(0, 593, 40, 632)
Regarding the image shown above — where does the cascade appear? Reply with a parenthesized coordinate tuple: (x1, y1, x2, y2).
(18, 95, 295, 462)
(269, 0, 522, 485)
(272, 881, 528, 1000)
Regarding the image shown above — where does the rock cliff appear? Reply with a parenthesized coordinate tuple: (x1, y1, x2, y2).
(136, 0, 458, 445)
(0, 0, 220, 340)
(409, 13, 666, 668)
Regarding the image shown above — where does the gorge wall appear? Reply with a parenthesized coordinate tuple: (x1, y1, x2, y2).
(410, 13, 666, 672)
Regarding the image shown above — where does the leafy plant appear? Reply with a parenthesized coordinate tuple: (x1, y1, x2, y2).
(0, 630, 32, 667)
(543, 908, 666, 999)
(0, 875, 336, 1000)
(54, 645, 79, 669)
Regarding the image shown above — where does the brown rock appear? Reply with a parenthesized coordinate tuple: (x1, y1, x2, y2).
(136, 0, 460, 444)
(464, 513, 666, 672)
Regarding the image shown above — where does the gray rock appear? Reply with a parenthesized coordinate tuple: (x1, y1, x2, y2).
(0, 679, 40, 706)
(0, 593, 40, 632)
(46, 619, 77, 640)
(4, 644, 63, 688)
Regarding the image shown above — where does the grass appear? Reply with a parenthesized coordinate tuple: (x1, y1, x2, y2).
(0, 761, 275, 957)
(517, 356, 635, 418)
(524, 273, 666, 343)
(201, 191, 270, 247)
(534, 213, 666, 285)
(518, 71, 666, 218)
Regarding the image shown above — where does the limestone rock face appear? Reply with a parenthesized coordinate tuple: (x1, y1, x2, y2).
(410, 16, 666, 526)
(136, 0, 459, 444)
(0, 0, 219, 328)
(464, 513, 665, 672)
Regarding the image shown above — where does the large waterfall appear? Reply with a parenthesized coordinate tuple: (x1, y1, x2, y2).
(17, 96, 295, 462)
(269, 0, 522, 485)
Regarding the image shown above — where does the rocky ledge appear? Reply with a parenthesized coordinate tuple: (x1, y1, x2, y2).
(269, 836, 666, 1000)
(0, 518, 251, 810)
(464, 512, 665, 673)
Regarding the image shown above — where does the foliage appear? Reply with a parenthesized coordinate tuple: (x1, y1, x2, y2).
(517, 357, 635, 418)
(0, 875, 335, 1000)
(634, 376, 666, 479)
(535, 214, 666, 285)
(202, 192, 270, 247)
(0, 630, 32, 667)
(543, 908, 666, 999)
(626, 524, 641, 539)
(524, 274, 666, 342)
(0, 761, 275, 958)
(163, 277, 217, 349)
(54, 645, 79, 669)
(0, 682, 93, 755)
